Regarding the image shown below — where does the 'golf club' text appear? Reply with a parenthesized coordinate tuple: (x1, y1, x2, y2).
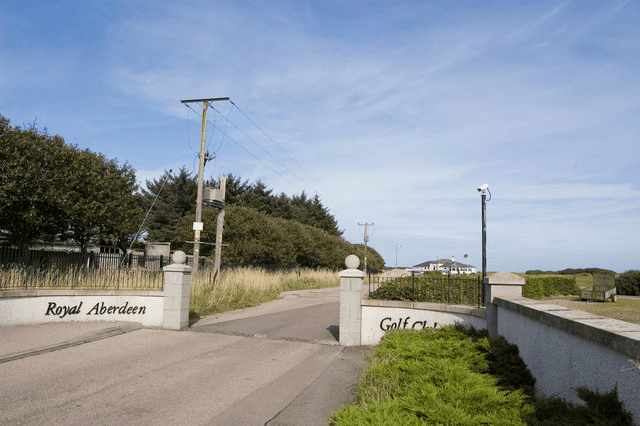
(379, 317, 438, 331)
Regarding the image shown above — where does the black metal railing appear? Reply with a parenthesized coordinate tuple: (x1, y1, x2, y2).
(0, 246, 170, 271)
(366, 272, 484, 307)
(0, 247, 167, 291)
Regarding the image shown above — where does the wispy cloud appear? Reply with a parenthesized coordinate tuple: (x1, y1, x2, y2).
(1, 0, 637, 271)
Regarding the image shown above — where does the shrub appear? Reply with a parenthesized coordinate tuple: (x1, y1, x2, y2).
(329, 326, 633, 425)
(525, 386, 633, 425)
(369, 275, 481, 306)
(329, 326, 534, 425)
(523, 276, 579, 299)
(616, 270, 640, 296)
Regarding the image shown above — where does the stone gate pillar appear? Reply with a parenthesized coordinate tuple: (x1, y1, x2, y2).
(162, 251, 192, 330)
(339, 255, 365, 346)
(484, 270, 525, 339)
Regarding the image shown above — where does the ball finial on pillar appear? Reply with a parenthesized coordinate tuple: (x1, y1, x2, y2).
(172, 250, 187, 265)
(345, 255, 360, 270)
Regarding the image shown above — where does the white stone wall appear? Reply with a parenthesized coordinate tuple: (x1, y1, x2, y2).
(0, 252, 192, 331)
(0, 293, 164, 327)
(361, 305, 486, 345)
(496, 299, 640, 424)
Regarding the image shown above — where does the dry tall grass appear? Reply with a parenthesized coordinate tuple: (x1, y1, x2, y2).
(190, 267, 338, 317)
(1, 265, 337, 318)
(0, 266, 163, 290)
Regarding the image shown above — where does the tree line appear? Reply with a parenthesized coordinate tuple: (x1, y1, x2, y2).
(1, 115, 382, 269)
(525, 268, 616, 275)
(177, 205, 384, 270)
(142, 169, 384, 270)
(141, 168, 342, 246)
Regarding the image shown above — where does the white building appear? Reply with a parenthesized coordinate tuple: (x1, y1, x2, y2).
(409, 257, 477, 275)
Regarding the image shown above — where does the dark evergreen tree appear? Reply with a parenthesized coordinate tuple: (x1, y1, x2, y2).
(141, 167, 198, 247)
(244, 179, 274, 214)
(220, 173, 250, 206)
(309, 193, 341, 236)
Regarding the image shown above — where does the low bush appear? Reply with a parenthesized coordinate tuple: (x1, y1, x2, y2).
(525, 386, 633, 425)
(523, 275, 580, 299)
(329, 326, 633, 425)
(329, 326, 535, 425)
(616, 270, 640, 296)
(369, 275, 481, 306)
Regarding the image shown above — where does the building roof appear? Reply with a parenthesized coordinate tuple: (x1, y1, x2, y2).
(413, 259, 475, 269)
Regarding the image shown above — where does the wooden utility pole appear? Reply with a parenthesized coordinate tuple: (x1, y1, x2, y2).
(359, 222, 374, 274)
(213, 175, 226, 276)
(180, 97, 229, 272)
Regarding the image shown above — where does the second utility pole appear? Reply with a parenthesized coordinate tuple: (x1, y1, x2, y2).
(358, 222, 373, 274)
(180, 97, 229, 272)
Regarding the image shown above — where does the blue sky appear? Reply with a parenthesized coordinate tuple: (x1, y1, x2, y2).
(1, 0, 638, 272)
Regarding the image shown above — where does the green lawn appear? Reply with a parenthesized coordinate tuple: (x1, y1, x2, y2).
(542, 296, 640, 325)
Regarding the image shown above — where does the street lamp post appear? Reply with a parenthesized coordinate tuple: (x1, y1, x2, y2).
(477, 184, 490, 282)
(393, 244, 401, 270)
(482, 192, 486, 282)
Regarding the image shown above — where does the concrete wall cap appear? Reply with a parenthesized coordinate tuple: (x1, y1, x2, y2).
(339, 269, 365, 278)
(163, 263, 192, 272)
(486, 270, 525, 285)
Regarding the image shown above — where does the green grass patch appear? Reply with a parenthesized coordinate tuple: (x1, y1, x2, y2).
(541, 297, 640, 325)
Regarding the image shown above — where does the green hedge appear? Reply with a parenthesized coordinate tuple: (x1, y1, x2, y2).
(370, 275, 482, 306)
(616, 270, 640, 296)
(523, 276, 580, 300)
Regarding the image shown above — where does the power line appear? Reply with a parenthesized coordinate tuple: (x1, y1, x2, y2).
(215, 102, 234, 153)
(182, 99, 365, 230)
(184, 102, 308, 194)
(231, 102, 362, 220)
